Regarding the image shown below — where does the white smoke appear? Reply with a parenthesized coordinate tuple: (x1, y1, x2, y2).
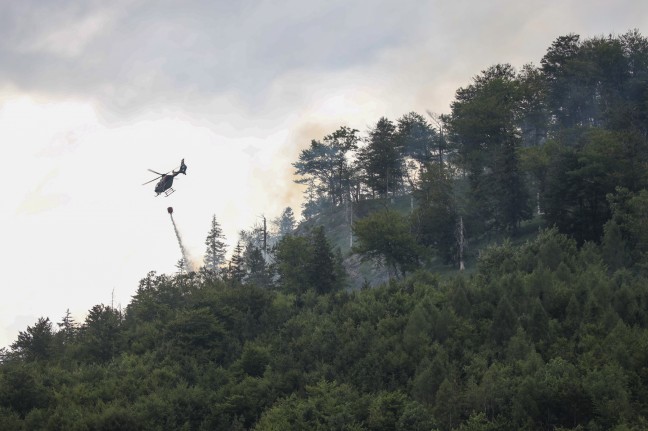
(169, 212, 195, 273)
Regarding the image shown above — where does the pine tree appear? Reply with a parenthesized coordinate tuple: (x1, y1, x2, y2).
(358, 117, 404, 198)
(396, 111, 437, 176)
(57, 309, 77, 346)
(228, 241, 245, 283)
(274, 234, 311, 294)
(293, 126, 359, 212)
(412, 163, 457, 263)
(449, 63, 531, 233)
(81, 305, 122, 362)
(308, 227, 338, 294)
(275, 207, 296, 237)
(204, 215, 227, 274)
(175, 258, 187, 274)
(244, 245, 271, 287)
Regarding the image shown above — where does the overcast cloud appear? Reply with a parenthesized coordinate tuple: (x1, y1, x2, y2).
(4, 0, 643, 122)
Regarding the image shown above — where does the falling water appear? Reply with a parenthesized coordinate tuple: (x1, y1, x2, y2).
(169, 211, 194, 273)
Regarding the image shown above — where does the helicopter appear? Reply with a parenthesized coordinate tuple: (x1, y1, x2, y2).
(143, 159, 187, 196)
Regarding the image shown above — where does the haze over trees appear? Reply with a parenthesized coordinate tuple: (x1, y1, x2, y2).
(2, 30, 648, 430)
(293, 29, 648, 265)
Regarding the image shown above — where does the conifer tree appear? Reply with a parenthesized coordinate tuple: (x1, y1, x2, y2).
(274, 234, 311, 294)
(357, 117, 404, 198)
(412, 163, 457, 263)
(293, 126, 359, 212)
(175, 258, 187, 274)
(308, 226, 338, 294)
(10, 317, 54, 362)
(81, 305, 122, 362)
(204, 215, 227, 274)
(244, 245, 271, 287)
(228, 241, 245, 283)
(449, 64, 531, 232)
(396, 111, 438, 185)
(57, 309, 77, 347)
(274, 207, 296, 237)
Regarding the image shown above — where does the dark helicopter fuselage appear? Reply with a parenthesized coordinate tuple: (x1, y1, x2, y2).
(155, 172, 178, 195)
(146, 159, 187, 196)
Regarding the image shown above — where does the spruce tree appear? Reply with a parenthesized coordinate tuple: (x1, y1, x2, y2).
(244, 245, 271, 287)
(204, 215, 227, 274)
(228, 241, 245, 283)
(57, 309, 77, 347)
(275, 207, 296, 237)
(308, 227, 338, 294)
(358, 117, 404, 198)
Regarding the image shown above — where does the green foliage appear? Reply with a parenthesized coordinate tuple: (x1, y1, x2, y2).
(358, 117, 404, 198)
(255, 380, 365, 430)
(10, 317, 54, 362)
(607, 187, 648, 266)
(274, 207, 296, 237)
(274, 237, 309, 293)
(293, 126, 360, 212)
(79, 305, 122, 363)
(412, 164, 458, 263)
(275, 227, 344, 295)
(353, 209, 421, 277)
(204, 214, 227, 274)
(3, 229, 648, 429)
(449, 63, 531, 232)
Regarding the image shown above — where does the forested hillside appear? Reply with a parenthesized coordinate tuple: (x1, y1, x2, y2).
(293, 29, 648, 277)
(2, 30, 648, 430)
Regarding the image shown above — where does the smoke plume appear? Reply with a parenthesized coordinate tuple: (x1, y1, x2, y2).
(169, 212, 194, 273)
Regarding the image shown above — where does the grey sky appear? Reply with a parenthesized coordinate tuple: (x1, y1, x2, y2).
(4, 0, 644, 122)
(1, 1, 425, 118)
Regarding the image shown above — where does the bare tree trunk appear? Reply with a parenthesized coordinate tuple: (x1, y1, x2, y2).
(456, 216, 466, 271)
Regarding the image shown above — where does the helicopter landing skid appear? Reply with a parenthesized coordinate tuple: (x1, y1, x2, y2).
(155, 188, 176, 197)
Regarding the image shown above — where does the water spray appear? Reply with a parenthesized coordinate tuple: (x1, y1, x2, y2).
(168, 207, 194, 273)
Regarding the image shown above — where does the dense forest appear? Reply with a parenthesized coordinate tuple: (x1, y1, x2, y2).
(2, 30, 648, 430)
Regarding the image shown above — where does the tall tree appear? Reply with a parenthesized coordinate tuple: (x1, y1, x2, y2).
(274, 234, 312, 294)
(449, 63, 531, 232)
(293, 126, 359, 212)
(204, 215, 227, 274)
(411, 164, 457, 263)
(517, 63, 549, 147)
(326, 126, 360, 206)
(396, 112, 438, 188)
(274, 207, 296, 237)
(244, 244, 272, 288)
(540, 34, 586, 129)
(228, 241, 245, 283)
(80, 305, 122, 363)
(56, 309, 77, 348)
(543, 129, 626, 243)
(357, 117, 405, 198)
(307, 226, 339, 294)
